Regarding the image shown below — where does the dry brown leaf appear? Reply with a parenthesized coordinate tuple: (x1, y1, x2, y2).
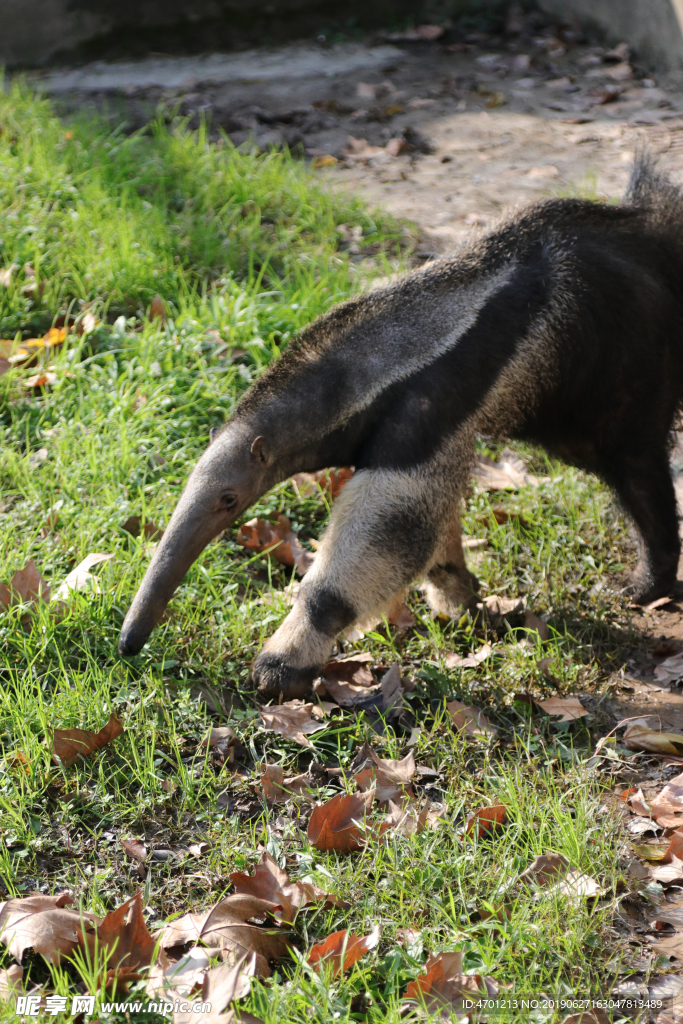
(519, 851, 570, 886)
(311, 154, 338, 169)
(52, 713, 123, 767)
(205, 726, 237, 756)
(318, 656, 378, 706)
(382, 798, 430, 837)
(536, 696, 588, 722)
(259, 702, 326, 749)
(121, 839, 148, 863)
(650, 773, 683, 828)
(159, 912, 208, 948)
(650, 854, 683, 885)
(342, 137, 384, 160)
(483, 594, 527, 625)
(621, 786, 651, 817)
(445, 642, 492, 669)
(624, 722, 683, 756)
(386, 596, 416, 630)
(0, 892, 98, 965)
(290, 467, 353, 500)
(381, 663, 406, 717)
(198, 896, 290, 962)
(465, 804, 507, 838)
(308, 790, 375, 852)
(447, 700, 497, 739)
(403, 951, 498, 1016)
(473, 449, 544, 490)
(524, 610, 550, 641)
(122, 516, 164, 542)
(54, 552, 114, 600)
(518, 851, 600, 896)
(150, 295, 167, 321)
(0, 964, 23, 999)
(0, 559, 51, 611)
(80, 893, 159, 971)
(147, 947, 210, 998)
(653, 932, 683, 960)
(307, 924, 380, 976)
(353, 746, 416, 804)
(236, 515, 313, 576)
(24, 371, 58, 388)
(230, 852, 334, 924)
(259, 765, 314, 804)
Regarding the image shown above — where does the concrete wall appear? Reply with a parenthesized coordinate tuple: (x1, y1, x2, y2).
(0, 0, 417, 68)
(538, 0, 683, 77)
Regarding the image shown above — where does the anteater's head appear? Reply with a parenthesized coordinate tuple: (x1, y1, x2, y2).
(118, 424, 272, 656)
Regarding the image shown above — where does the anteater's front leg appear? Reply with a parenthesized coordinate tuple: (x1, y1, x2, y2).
(252, 469, 445, 700)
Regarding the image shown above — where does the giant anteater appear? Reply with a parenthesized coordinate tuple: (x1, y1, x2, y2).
(119, 155, 683, 699)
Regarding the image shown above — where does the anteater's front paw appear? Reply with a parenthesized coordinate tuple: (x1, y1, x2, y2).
(627, 566, 677, 606)
(252, 653, 319, 702)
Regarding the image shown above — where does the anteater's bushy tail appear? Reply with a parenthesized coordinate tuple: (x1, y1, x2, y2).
(626, 148, 683, 221)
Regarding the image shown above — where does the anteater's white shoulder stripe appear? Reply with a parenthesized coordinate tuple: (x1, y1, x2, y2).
(329, 263, 516, 427)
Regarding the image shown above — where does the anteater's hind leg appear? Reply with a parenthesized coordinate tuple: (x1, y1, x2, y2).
(607, 442, 680, 604)
(423, 508, 480, 618)
(252, 468, 448, 701)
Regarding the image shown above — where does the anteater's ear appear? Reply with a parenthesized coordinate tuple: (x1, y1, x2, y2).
(209, 427, 219, 447)
(250, 435, 270, 465)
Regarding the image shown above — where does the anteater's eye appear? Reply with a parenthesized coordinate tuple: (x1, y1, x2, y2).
(222, 493, 237, 512)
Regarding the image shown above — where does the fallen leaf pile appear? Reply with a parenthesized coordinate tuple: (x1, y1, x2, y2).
(259, 702, 327, 748)
(235, 515, 313, 575)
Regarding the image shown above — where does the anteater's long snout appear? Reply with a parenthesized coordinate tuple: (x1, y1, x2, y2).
(118, 493, 224, 656)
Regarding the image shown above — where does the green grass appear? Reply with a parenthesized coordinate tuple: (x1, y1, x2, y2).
(0, 81, 657, 1022)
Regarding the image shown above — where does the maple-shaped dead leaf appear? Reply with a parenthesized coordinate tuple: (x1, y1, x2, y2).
(0, 560, 51, 612)
(80, 893, 160, 971)
(307, 924, 380, 976)
(447, 700, 497, 739)
(291, 467, 354, 500)
(147, 946, 210, 999)
(230, 852, 338, 924)
(150, 295, 167, 321)
(122, 515, 165, 542)
(52, 713, 123, 767)
(259, 702, 326, 748)
(518, 851, 600, 896)
(445, 642, 492, 669)
(403, 951, 499, 1016)
(195, 896, 291, 963)
(0, 964, 23, 999)
(0, 892, 99, 965)
(465, 804, 507, 838)
(316, 655, 378, 706)
(624, 721, 683, 756)
(382, 798, 430, 837)
(171, 951, 258, 1024)
(353, 745, 416, 804)
(236, 515, 313, 576)
(54, 552, 114, 600)
(308, 790, 375, 852)
(536, 696, 588, 722)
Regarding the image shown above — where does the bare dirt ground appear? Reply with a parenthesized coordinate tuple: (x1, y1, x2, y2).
(23, 13, 683, 732)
